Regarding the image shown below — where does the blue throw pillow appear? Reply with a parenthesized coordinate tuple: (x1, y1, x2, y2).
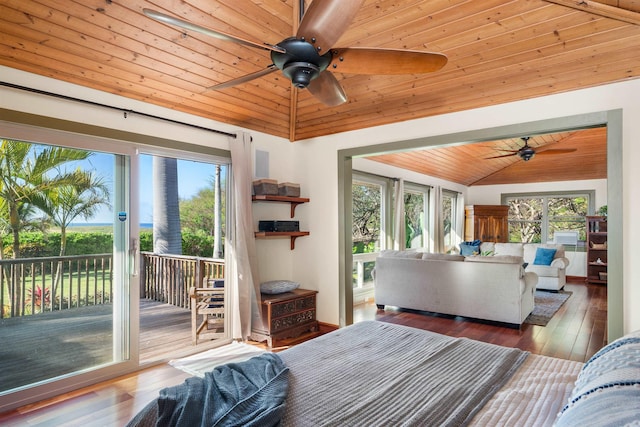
(533, 247, 557, 265)
(460, 240, 481, 256)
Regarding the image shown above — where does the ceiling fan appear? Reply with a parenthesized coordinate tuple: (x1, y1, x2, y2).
(486, 137, 577, 162)
(143, 0, 447, 106)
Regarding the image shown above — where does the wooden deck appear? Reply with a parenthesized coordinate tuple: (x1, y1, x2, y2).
(0, 299, 221, 393)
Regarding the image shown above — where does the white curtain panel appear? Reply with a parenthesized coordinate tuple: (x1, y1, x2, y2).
(393, 178, 405, 250)
(228, 132, 261, 340)
(455, 192, 465, 249)
(433, 186, 443, 253)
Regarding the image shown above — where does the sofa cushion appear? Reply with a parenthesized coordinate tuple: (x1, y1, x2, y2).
(526, 264, 560, 278)
(494, 243, 524, 257)
(533, 247, 557, 265)
(422, 253, 465, 262)
(555, 330, 640, 427)
(379, 250, 423, 259)
(460, 240, 482, 256)
(523, 243, 566, 263)
(479, 241, 495, 256)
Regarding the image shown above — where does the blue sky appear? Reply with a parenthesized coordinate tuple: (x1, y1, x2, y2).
(69, 152, 221, 224)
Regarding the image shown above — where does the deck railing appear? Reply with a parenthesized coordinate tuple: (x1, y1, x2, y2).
(0, 254, 113, 318)
(0, 253, 224, 318)
(140, 252, 225, 309)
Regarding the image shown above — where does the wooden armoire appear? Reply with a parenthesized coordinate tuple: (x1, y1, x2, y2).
(464, 205, 509, 243)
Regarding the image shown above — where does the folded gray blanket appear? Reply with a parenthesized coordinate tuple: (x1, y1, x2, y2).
(127, 352, 289, 427)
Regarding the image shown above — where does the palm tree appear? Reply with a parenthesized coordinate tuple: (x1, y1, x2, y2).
(152, 157, 181, 254)
(31, 171, 110, 298)
(0, 139, 91, 315)
(0, 139, 91, 257)
(32, 170, 110, 256)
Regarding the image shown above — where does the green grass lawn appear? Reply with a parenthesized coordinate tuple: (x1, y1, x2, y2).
(2, 268, 112, 317)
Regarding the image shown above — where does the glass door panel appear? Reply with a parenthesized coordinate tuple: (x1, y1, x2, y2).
(0, 139, 130, 394)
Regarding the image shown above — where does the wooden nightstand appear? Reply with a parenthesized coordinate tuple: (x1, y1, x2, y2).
(250, 288, 319, 348)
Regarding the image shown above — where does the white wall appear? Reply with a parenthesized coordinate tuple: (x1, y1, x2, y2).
(352, 157, 468, 195)
(292, 78, 640, 335)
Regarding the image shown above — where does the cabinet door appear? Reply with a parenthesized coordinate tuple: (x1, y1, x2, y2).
(489, 216, 508, 242)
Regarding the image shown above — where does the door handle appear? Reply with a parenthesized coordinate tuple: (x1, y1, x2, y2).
(130, 237, 139, 277)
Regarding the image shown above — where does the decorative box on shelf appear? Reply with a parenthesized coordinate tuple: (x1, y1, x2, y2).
(250, 288, 319, 348)
(278, 182, 300, 197)
(253, 179, 278, 195)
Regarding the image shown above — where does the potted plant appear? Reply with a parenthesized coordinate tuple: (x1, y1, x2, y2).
(597, 205, 607, 217)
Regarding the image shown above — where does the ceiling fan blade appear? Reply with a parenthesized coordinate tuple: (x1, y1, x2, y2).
(143, 9, 285, 53)
(307, 72, 347, 106)
(329, 48, 448, 75)
(485, 153, 519, 159)
(208, 65, 278, 91)
(297, 0, 364, 54)
(535, 148, 578, 155)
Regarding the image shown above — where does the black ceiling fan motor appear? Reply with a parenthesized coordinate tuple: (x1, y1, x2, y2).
(519, 146, 536, 161)
(271, 38, 332, 88)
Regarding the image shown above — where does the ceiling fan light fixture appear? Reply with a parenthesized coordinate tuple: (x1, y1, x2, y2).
(283, 62, 320, 88)
(520, 147, 536, 161)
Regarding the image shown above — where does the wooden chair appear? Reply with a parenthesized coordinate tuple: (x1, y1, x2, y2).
(190, 279, 225, 345)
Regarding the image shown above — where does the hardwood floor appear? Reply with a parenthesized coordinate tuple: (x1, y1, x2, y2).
(355, 280, 608, 363)
(0, 280, 606, 426)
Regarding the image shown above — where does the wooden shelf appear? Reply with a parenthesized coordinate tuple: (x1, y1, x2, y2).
(254, 231, 310, 250)
(252, 195, 309, 218)
(586, 215, 607, 285)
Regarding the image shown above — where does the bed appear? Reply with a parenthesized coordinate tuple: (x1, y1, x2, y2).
(127, 320, 640, 426)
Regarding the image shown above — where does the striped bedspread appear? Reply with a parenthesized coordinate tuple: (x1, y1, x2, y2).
(279, 321, 528, 426)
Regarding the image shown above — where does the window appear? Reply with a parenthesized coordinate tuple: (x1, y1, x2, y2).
(351, 173, 388, 295)
(441, 189, 461, 253)
(352, 176, 386, 254)
(503, 191, 593, 244)
(404, 183, 430, 249)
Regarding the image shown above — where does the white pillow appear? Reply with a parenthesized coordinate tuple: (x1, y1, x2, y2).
(494, 243, 524, 257)
(260, 280, 300, 294)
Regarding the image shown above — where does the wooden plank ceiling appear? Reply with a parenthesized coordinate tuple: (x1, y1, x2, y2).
(367, 127, 607, 186)
(0, 0, 628, 184)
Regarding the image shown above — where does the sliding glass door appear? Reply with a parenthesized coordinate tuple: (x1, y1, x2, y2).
(0, 130, 136, 411)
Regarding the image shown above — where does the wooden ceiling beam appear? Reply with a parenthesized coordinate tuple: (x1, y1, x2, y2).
(544, 0, 640, 25)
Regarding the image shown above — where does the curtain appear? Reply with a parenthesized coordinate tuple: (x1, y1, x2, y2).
(454, 192, 465, 249)
(227, 132, 261, 340)
(432, 186, 443, 253)
(393, 178, 405, 250)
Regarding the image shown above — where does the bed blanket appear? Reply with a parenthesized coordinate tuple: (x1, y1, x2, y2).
(126, 352, 289, 427)
(279, 321, 528, 426)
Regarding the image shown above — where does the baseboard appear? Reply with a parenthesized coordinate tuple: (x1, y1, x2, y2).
(567, 275, 587, 282)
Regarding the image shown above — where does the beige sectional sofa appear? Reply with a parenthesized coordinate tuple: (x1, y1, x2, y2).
(374, 250, 538, 326)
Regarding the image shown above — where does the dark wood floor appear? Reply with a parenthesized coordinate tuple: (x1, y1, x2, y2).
(354, 280, 608, 363)
(0, 279, 607, 426)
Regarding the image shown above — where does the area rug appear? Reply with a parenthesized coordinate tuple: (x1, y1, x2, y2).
(524, 290, 572, 326)
(169, 341, 265, 377)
